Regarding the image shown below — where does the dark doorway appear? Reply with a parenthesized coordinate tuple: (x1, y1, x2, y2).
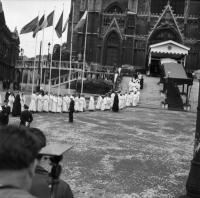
(103, 31, 121, 67)
(150, 59, 161, 76)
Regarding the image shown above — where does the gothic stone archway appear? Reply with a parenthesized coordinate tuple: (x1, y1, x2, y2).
(147, 26, 182, 75)
(103, 31, 121, 68)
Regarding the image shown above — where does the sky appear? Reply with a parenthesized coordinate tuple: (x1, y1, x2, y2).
(2, 0, 71, 58)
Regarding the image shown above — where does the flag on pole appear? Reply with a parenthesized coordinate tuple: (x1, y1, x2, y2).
(45, 10, 54, 28)
(20, 16, 38, 34)
(62, 17, 69, 33)
(55, 12, 63, 38)
(33, 15, 47, 38)
(74, 11, 87, 32)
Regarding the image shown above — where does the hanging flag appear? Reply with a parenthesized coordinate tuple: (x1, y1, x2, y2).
(55, 12, 63, 38)
(74, 11, 87, 32)
(20, 16, 38, 34)
(45, 10, 54, 28)
(62, 17, 69, 33)
(33, 15, 47, 38)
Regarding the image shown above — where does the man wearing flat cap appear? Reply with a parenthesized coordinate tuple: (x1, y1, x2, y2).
(20, 104, 33, 127)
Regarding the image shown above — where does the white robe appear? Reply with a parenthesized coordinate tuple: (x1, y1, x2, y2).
(78, 97, 84, 112)
(8, 95, 15, 112)
(96, 96, 102, 110)
(74, 97, 79, 112)
(37, 95, 43, 112)
(88, 96, 95, 110)
(62, 97, 68, 112)
(49, 95, 53, 112)
(52, 96, 57, 113)
(101, 98, 106, 111)
(43, 95, 49, 112)
(126, 94, 132, 107)
(132, 93, 137, 107)
(29, 94, 37, 112)
(20, 95, 26, 111)
(119, 95, 124, 110)
(57, 97, 62, 113)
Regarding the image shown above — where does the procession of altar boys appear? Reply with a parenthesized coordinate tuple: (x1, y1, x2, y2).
(28, 77, 141, 113)
(0, 77, 141, 116)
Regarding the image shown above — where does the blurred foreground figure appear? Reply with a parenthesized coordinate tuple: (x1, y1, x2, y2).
(30, 128, 74, 198)
(0, 125, 40, 198)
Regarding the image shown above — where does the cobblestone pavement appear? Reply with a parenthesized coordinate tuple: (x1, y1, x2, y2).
(10, 107, 196, 198)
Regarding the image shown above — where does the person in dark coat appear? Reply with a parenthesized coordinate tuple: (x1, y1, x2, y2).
(20, 104, 33, 127)
(69, 97, 75, 123)
(112, 93, 119, 112)
(5, 89, 11, 102)
(29, 128, 74, 198)
(0, 100, 10, 125)
(12, 92, 21, 117)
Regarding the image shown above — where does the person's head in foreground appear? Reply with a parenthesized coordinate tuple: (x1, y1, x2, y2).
(0, 125, 41, 191)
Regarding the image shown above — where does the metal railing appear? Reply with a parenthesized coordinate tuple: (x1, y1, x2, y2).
(16, 60, 84, 71)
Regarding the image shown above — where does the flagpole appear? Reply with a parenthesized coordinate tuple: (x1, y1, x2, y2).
(40, 11, 45, 88)
(81, 5, 89, 94)
(48, 8, 56, 95)
(31, 33, 38, 94)
(58, 5, 64, 96)
(68, 0, 74, 94)
(31, 12, 40, 94)
(58, 36, 62, 96)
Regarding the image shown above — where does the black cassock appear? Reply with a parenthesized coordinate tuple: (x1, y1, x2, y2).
(69, 99, 75, 122)
(20, 110, 33, 127)
(12, 94, 21, 117)
(5, 91, 11, 102)
(112, 94, 119, 112)
(0, 105, 10, 125)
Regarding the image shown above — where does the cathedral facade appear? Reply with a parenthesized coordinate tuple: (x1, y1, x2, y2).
(0, 1, 19, 81)
(67, 0, 200, 74)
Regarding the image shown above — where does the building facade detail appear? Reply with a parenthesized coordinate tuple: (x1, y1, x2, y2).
(67, 0, 200, 73)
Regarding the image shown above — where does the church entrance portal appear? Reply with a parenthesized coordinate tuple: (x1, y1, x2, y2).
(103, 31, 121, 67)
(148, 27, 182, 76)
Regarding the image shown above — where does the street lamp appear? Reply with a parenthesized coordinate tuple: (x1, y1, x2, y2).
(186, 70, 200, 197)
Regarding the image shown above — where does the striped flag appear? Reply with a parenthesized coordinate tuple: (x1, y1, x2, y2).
(20, 16, 38, 34)
(33, 15, 47, 38)
(74, 11, 87, 32)
(55, 12, 63, 38)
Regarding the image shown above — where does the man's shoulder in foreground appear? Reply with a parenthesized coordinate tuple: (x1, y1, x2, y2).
(0, 188, 37, 198)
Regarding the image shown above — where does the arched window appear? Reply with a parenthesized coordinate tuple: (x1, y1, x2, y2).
(105, 2, 123, 13)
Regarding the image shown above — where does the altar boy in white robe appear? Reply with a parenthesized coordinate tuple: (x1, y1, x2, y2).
(43, 92, 49, 112)
(29, 91, 37, 112)
(62, 95, 67, 113)
(37, 93, 43, 112)
(96, 95, 102, 110)
(88, 96, 95, 111)
(52, 94, 57, 113)
(56, 95, 62, 113)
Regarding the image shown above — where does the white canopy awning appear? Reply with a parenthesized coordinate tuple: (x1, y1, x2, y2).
(149, 40, 190, 56)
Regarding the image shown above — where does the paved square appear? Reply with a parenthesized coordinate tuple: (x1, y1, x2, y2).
(10, 107, 196, 198)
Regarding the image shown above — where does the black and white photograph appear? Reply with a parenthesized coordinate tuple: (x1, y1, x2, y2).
(0, 0, 200, 197)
